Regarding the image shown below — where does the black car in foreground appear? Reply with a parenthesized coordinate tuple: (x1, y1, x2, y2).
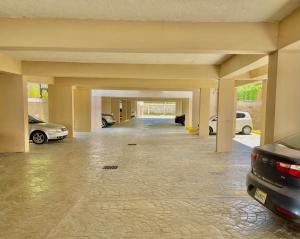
(247, 133, 300, 223)
(175, 114, 185, 126)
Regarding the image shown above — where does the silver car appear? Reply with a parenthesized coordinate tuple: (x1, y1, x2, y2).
(29, 115, 68, 144)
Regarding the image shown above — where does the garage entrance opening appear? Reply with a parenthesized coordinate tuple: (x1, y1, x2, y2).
(233, 81, 263, 148)
(137, 101, 176, 119)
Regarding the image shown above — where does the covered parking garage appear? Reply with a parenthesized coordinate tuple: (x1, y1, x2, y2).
(1, 1, 300, 238)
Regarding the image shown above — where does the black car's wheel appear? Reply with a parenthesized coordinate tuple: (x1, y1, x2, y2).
(242, 126, 252, 135)
(102, 118, 108, 128)
(209, 127, 214, 135)
(31, 131, 47, 144)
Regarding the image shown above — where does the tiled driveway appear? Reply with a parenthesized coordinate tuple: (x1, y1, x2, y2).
(0, 118, 299, 238)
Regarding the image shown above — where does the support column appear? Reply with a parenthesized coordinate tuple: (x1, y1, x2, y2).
(188, 89, 200, 133)
(182, 98, 189, 126)
(216, 79, 235, 152)
(121, 99, 128, 121)
(131, 100, 137, 117)
(91, 96, 102, 131)
(48, 85, 74, 137)
(74, 88, 91, 132)
(232, 87, 237, 137)
(199, 88, 210, 139)
(263, 50, 300, 143)
(102, 97, 112, 114)
(175, 99, 183, 116)
(0, 74, 29, 153)
(126, 100, 132, 120)
(111, 98, 120, 123)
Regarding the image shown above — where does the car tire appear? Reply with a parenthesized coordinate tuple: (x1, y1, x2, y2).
(102, 118, 108, 128)
(242, 126, 252, 135)
(209, 127, 214, 135)
(31, 131, 47, 144)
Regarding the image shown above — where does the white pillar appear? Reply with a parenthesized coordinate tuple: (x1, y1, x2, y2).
(216, 79, 235, 152)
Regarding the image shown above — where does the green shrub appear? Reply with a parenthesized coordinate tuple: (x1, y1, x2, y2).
(237, 83, 262, 101)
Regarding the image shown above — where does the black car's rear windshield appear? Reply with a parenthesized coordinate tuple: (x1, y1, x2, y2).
(278, 133, 300, 150)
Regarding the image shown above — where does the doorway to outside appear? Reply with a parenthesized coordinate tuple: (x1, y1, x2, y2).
(137, 101, 176, 119)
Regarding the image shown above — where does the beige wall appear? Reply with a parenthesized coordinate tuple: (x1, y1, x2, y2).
(175, 99, 183, 116)
(48, 85, 74, 137)
(28, 99, 49, 121)
(121, 100, 128, 121)
(199, 88, 210, 139)
(0, 74, 28, 152)
(111, 98, 120, 123)
(102, 97, 112, 114)
(91, 96, 102, 131)
(191, 89, 200, 130)
(210, 88, 218, 117)
(182, 98, 190, 125)
(74, 88, 91, 132)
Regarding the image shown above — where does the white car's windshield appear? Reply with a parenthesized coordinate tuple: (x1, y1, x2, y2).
(28, 115, 45, 124)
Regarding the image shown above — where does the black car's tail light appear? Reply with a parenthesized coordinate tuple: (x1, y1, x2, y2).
(251, 150, 257, 161)
(276, 206, 300, 219)
(276, 162, 300, 178)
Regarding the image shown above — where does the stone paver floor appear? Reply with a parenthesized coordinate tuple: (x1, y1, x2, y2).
(0, 118, 299, 238)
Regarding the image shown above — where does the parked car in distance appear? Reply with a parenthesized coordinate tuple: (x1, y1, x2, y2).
(175, 114, 185, 126)
(29, 115, 68, 144)
(209, 111, 253, 135)
(247, 133, 300, 223)
(102, 113, 116, 128)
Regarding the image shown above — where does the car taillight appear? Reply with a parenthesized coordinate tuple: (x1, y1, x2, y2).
(276, 206, 300, 219)
(289, 165, 300, 178)
(275, 162, 300, 178)
(251, 151, 257, 161)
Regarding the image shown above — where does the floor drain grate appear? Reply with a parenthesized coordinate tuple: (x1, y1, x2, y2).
(102, 165, 118, 170)
(128, 143, 137, 146)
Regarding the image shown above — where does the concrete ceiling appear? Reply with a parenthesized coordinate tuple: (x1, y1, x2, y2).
(1, 50, 231, 65)
(0, 0, 299, 22)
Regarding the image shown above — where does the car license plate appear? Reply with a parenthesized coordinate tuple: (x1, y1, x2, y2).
(254, 188, 267, 204)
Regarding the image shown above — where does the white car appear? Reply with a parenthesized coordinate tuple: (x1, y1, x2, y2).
(209, 111, 253, 135)
(102, 113, 116, 128)
(29, 115, 68, 144)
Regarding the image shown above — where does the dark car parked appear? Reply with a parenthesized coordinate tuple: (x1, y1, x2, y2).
(247, 133, 300, 223)
(175, 114, 185, 126)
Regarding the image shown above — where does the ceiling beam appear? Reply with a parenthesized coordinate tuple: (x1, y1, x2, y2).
(22, 61, 218, 80)
(279, 7, 300, 49)
(0, 53, 21, 74)
(55, 77, 218, 90)
(219, 54, 268, 79)
(0, 18, 277, 54)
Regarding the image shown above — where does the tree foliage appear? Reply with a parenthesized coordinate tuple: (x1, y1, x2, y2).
(237, 83, 262, 101)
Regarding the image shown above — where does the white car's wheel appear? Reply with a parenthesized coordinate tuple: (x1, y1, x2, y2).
(102, 119, 108, 128)
(31, 131, 47, 144)
(242, 126, 252, 135)
(209, 127, 214, 135)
